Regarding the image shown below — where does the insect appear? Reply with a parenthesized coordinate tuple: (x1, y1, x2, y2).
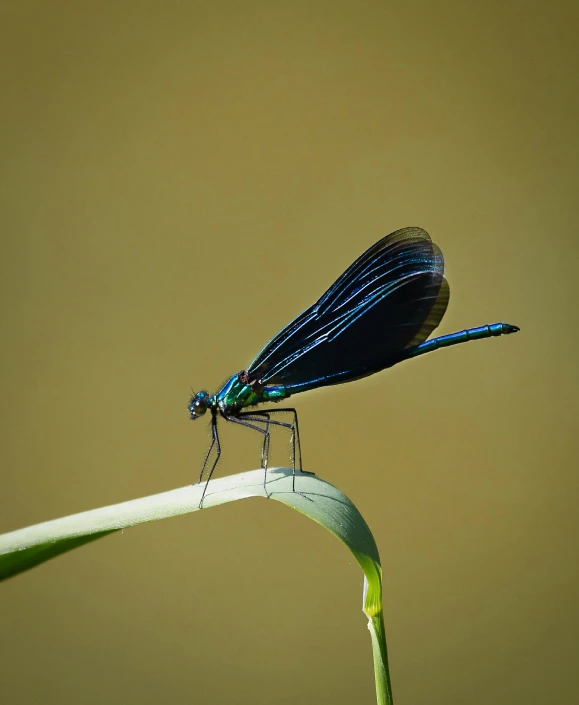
(189, 227, 518, 503)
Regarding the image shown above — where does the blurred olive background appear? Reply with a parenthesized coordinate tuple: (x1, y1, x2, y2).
(1, 1, 577, 703)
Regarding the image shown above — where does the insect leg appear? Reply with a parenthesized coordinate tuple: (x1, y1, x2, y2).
(245, 408, 310, 492)
(226, 415, 272, 497)
(198, 413, 221, 508)
(239, 411, 291, 480)
(199, 424, 216, 483)
(239, 408, 312, 493)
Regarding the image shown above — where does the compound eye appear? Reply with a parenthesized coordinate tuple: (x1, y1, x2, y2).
(188, 391, 210, 420)
(193, 396, 208, 417)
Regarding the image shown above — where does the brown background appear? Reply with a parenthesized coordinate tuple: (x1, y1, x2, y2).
(1, 1, 577, 704)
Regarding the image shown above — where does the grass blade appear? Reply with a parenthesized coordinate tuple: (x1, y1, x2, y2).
(0, 467, 393, 703)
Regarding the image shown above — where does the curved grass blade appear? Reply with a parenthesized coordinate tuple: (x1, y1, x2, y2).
(0, 468, 392, 704)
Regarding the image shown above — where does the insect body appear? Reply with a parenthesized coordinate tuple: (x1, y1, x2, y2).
(189, 227, 519, 503)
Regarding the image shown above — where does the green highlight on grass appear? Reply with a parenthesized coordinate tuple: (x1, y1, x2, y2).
(0, 468, 393, 705)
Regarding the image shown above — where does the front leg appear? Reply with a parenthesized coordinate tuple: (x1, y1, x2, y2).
(198, 412, 221, 508)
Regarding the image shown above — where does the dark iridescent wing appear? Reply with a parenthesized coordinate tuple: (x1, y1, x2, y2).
(248, 227, 449, 391)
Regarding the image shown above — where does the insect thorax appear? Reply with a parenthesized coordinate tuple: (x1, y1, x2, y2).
(216, 371, 291, 414)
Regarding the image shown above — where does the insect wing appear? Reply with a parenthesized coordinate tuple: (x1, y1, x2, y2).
(248, 227, 449, 389)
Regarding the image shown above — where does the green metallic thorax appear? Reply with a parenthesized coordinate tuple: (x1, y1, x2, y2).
(214, 373, 290, 414)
